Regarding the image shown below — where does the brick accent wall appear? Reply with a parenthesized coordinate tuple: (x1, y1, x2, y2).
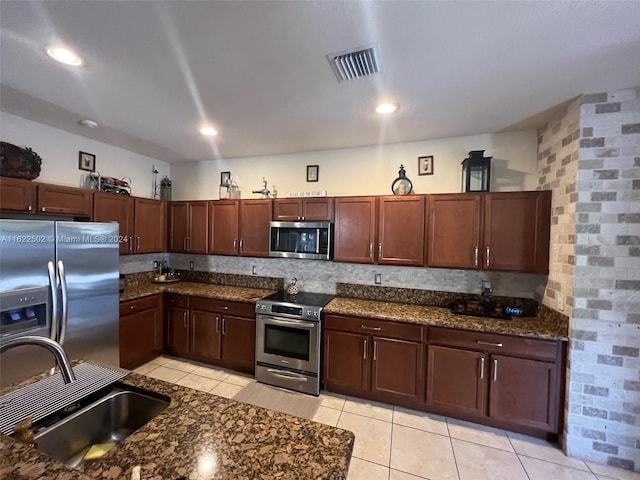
(540, 87, 640, 472)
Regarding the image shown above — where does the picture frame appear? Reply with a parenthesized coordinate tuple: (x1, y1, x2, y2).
(220, 171, 231, 187)
(418, 155, 434, 176)
(306, 165, 319, 182)
(78, 151, 96, 172)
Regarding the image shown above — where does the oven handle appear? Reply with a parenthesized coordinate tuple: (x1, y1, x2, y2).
(261, 317, 316, 329)
(266, 369, 308, 382)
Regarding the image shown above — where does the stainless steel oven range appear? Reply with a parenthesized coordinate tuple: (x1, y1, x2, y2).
(255, 291, 334, 396)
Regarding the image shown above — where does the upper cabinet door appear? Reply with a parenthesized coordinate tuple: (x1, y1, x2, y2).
(188, 201, 209, 254)
(210, 200, 239, 255)
(0, 177, 37, 213)
(273, 199, 302, 221)
(37, 184, 93, 217)
(334, 197, 377, 264)
(483, 191, 551, 273)
(302, 198, 334, 221)
(427, 194, 482, 269)
(239, 199, 272, 257)
(93, 192, 135, 255)
(133, 198, 166, 253)
(378, 196, 425, 266)
(168, 202, 190, 253)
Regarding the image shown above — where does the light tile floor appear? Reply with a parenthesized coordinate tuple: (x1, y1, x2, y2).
(135, 356, 639, 480)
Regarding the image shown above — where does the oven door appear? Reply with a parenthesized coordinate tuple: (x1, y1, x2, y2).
(256, 314, 319, 373)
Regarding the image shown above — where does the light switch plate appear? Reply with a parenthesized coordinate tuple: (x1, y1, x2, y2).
(252, 265, 257, 275)
(374, 273, 382, 285)
(189, 261, 194, 270)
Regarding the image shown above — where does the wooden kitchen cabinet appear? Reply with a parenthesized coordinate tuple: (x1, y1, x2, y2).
(378, 195, 425, 266)
(189, 308, 222, 362)
(119, 294, 163, 369)
(37, 183, 93, 217)
(333, 196, 377, 264)
(133, 197, 166, 253)
(93, 192, 135, 255)
(0, 177, 37, 213)
(323, 314, 424, 406)
(426, 191, 551, 273)
(169, 201, 209, 254)
(220, 315, 256, 372)
(210, 199, 271, 257)
(165, 294, 190, 356)
(273, 198, 334, 221)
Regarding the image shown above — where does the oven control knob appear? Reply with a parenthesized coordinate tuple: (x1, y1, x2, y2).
(261, 305, 267, 310)
(314, 311, 319, 318)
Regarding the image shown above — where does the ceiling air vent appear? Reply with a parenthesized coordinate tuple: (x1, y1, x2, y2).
(326, 44, 383, 82)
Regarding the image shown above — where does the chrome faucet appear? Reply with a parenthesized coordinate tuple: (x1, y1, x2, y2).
(0, 336, 76, 384)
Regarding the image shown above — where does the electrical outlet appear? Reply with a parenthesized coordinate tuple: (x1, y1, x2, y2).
(252, 265, 258, 275)
(189, 261, 194, 270)
(153, 261, 159, 270)
(374, 273, 382, 285)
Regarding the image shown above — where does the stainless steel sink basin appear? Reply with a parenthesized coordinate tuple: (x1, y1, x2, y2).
(33, 385, 170, 468)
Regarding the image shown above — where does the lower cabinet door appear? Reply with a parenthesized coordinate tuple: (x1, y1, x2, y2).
(166, 307, 190, 356)
(323, 330, 369, 392)
(488, 354, 558, 431)
(119, 308, 159, 369)
(426, 345, 486, 417)
(190, 309, 222, 361)
(371, 337, 423, 402)
(221, 315, 256, 372)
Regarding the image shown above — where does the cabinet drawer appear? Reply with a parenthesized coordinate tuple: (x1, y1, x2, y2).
(120, 294, 160, 317)
(428, 327, 558, 361)
(190, 296, 255, 317)
(325, 314, 423, 342)
(165, 294, 189, 308)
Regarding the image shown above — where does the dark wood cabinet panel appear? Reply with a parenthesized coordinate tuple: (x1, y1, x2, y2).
(165, 306, 190, 356)
(119, 295, 162, 369)
(239, 199, 272, 257)
(94, 192, 135, 255)
(324, 315, 423, 342)
(273, 199, 302, 221)
(273, 198, 333, 221)
(488, 354, 558, 431)
(483, 191, 551, 273)
(378, 196, 425, 266)
(0, 177, 37, 213)
(37, 184, 93, 217)
(426, 345, 486, 417)
(169, 201, 209, 254)
(210, 200, 239, 255)
(221, 315, 256, 372)
(334, 197, 377, 264)
(323, 329, 369, 392)
(427, 194, 481, 269)
(133, 197, 166, 253)
(190, 309, 222, 361)
(371, 337, 423, 402)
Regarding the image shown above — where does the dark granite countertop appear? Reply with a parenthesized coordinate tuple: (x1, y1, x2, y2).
(0, 372, 354, 479)
(120, 281, 276, 303)
(325, 297, 568, 340)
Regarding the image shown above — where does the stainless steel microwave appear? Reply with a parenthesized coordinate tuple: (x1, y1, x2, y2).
(269, 221, 333, 260)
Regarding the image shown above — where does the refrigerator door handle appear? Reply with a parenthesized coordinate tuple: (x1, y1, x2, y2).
(47, 261, 59, 341)
(57, 260, 69, 345)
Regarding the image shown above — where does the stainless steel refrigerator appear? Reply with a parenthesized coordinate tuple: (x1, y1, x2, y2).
(0, 219, 119, 387)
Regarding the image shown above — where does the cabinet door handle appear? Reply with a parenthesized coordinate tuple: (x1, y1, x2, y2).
(136, 236, 140, 251)
(363, 339, 367, 360)
(360, 325, 381, 331)
(373, 340, 378, 361)
(378, 243, 382, 258)
(233, 239, 237, 253)
(369, 243, 373, 261)
(216, 316, 220, 333)
(129, 236, 133, 253)
(183, 311, 188, 328)
(240, 239, 244, 253)
(474, 246, 479, 267)
(183, 237, 187, 252)
(27, 205, 32, 211)
(493, 359, 498, 382)
(188, 237, 191, 251)
(479, 357, 485, 380)
(477, 341, 503, 348)
(486, 246, 490, 267)
(222, 318, 226, 335)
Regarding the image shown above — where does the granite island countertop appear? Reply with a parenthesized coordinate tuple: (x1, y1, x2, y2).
(325, 297, 568, 340)
(120, 281, 276, 303)
(0, 372, 354, 480)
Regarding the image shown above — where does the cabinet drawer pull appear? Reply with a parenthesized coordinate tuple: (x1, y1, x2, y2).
(373, 340, 378, 361)
(493, 359, 498, 382)
(130, 305, 136, 310)
(474, 246, 479, 267)
(360, 325, 381, 331)
(222, 306, 229, 310)
(479, 357, 485, 380)
(477, 341, 503, 348)
(363, 339, 367, 360)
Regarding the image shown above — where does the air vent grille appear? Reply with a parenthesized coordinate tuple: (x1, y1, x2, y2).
(327, 44, 382, 82)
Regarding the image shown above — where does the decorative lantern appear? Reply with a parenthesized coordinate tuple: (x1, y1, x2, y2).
(391, 164, 413, 195)
(160, 176, 172, 201)
(461, 150, 492, 192)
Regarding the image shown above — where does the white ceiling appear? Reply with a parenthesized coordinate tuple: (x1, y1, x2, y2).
(1, 1, 639, 163)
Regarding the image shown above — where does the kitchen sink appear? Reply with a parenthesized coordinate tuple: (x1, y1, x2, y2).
(32, 384, 170, 468)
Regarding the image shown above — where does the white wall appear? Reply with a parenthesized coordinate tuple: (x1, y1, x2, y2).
(1, 112, 170, 198)
(171, 130, 538, 201)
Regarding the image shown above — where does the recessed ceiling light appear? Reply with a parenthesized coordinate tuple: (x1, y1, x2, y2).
(376, 102, 398, 115)
(78, 119, 98, 128)
(46, 46, 82, 66)
(200, 127, 218, 136)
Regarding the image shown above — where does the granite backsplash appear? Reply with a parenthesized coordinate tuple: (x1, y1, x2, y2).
(124, 270, 283, 291)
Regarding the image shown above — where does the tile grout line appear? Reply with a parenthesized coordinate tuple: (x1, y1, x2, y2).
(446, 418, 462, 480)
